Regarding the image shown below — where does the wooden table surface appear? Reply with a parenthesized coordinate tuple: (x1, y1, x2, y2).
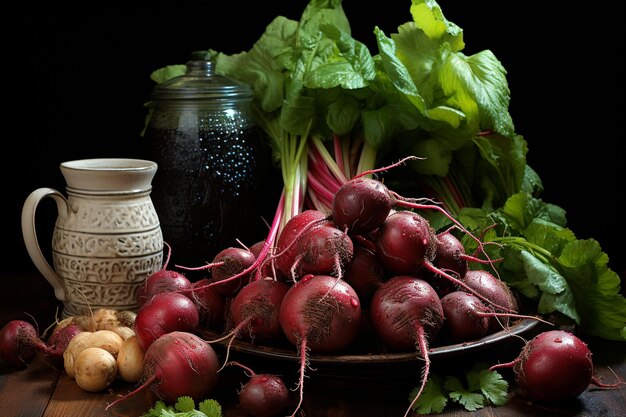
(2, 271, 625, 417)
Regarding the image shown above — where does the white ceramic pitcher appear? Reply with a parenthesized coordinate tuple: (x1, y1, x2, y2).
(21, 158, 164, 317)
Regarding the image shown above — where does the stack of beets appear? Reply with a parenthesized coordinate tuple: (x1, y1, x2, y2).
(149, 174, 535, 417)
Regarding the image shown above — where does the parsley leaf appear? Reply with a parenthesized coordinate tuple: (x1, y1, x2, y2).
(141, 397, 222, 417)
(445, 376, 486, 411)
(473, 365, 509, 406)
(198, 399, 222, 417)
(410, 374, 448, 414)
(410, 363, 508, 414)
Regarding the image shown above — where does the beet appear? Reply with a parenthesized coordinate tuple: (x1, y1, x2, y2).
(210, 247, 257, 297)
(191, 278, 227, 331)
(136, 242, 193, 307)
(228, 279, 289, 343)
(106, 331, 220, 410)
(343, 245, 385, 306)
(332, 176, 393, 234)
(490, 330, 625, 402)
(227, 361, 290, 417)
(463, 269, 518, 331)
(0, 320, 46, 369)
(370, 275, 444, 417)
(274, 209, 330, 279)
(374, 210, 437, 276)
(293, 223, 354, 280)
(279, 274, 361, 416)
(133, 292, 200, 352)
(440, 291, 490, 343)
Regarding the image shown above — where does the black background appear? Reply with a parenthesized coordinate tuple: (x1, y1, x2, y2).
(5, 1, 625, 278)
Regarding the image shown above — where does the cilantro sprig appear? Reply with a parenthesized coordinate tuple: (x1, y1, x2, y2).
(409, 363, 509, 414)
(141, 397, 222, 417)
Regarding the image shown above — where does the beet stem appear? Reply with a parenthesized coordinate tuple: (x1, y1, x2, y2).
(208, 317, 253, 372)
(590, 373, 626, 389)
(352, 156, 422, 180)
(226, 360, 257, 378)
(475, 311, 552, 326)
(488, 359, 518, 372)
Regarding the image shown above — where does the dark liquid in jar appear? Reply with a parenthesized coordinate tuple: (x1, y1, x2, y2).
(144, 110, 279, 271)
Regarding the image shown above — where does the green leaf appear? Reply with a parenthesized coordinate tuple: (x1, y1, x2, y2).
(409, 0, 464, 50)
(474, 191, 626, 341)
(523, 218, 576, 257)
(467, 364, 509, 405)
(445, 376, 486, 411)
(374, 26, 427, 114)
(325, 93, 360, 135)
(304, 23, 376, 90)
(198, 399, 222, 417)
(439, 51, 514, 137)
(471, 134, 528, 210)
(558, 239, 626, 341)
(215, 16, 299, 114)
(410, 374, 448, 414)
(410, 137, 453, 176)
(150, 65, 187, 84)
(520, 250, 568, 295)
(280, 95, 316, 136)
(174, 397, 195, 412)
(140, 397, 222, 417)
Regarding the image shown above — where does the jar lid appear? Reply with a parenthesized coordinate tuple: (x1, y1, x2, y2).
(151, 50, 252, 101)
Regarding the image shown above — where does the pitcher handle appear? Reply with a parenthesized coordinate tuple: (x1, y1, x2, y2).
(21, 187, 70, 302)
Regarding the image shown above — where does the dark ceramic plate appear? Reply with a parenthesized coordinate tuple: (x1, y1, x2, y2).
(202, 319, 541, 379)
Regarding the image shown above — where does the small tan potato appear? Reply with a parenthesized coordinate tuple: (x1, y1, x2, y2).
(89, 308, 137, 331)
(91, 308, 121, 331)
(64, 331, 93, 378)
(115, 310, 137, 328)
(111, 325, 135, 341)
(74, 347, 117, 392)
(117, 335, 144, 383)
(63, 330, 124, 378)
(86, 330, 125, 357)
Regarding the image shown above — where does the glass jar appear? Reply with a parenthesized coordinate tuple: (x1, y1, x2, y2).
(143, 51, 279, 270)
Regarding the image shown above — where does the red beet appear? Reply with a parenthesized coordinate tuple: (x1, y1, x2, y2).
(279, 274, 361, 416)
(191, 278, 227, 331)
(227, 361, 290, 417)
(370, 276, 444, 417)
(490, 330, 624, 402)
(133, 292, 200, 352)
(0, 320, 47, 369)
(106, 331, 220, 410)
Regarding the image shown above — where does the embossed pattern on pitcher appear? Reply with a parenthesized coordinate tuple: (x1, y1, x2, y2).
(52, 195, 163, 316)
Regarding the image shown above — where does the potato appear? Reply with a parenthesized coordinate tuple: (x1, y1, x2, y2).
(63, 330, 124, 378)
(64, 331, 93, 378)
(74, 347, 117, 392)
(117, 335, 144, 383)
(111, 325, 135, 341)
(91, 308, 121, 331)
(91, 308, 137, 331)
